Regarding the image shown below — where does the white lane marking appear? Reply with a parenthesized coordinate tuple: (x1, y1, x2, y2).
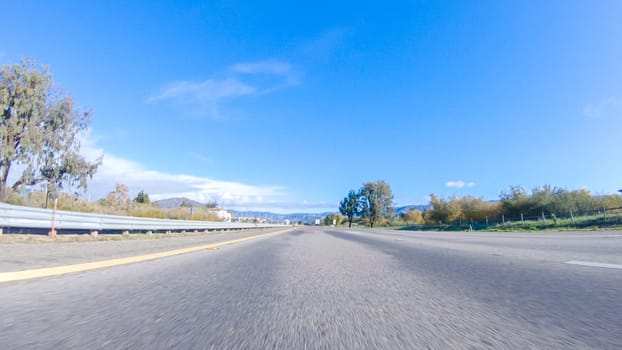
(565, 261, 622, 270)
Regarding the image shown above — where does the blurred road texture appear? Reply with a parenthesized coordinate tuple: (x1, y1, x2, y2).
(1, 228, 620, 349)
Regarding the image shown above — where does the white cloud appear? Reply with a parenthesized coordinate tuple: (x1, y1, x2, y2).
(83, 142, 280, 205)
(445, 180, 476, 189)
(1, 130, 333, 213)
(230, 60, 292, 75)
(583, 97, 622, 119)
(78, 132, 329, 213)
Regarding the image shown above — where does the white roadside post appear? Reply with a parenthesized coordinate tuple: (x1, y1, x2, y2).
(49, 198, 58, 238)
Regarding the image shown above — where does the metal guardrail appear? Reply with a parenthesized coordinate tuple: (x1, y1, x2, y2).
(0, 202, 282, 234)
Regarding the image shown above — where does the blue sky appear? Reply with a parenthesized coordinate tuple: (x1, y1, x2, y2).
(2, 0, 621, 213)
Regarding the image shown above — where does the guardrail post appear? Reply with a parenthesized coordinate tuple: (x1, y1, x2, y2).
(521, 213, 524, 226)
(49, 198, 58, 238)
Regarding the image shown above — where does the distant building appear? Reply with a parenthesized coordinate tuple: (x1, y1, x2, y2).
(209, 208, 232, 222)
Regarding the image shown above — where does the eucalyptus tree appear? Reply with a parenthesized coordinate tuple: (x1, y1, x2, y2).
(0, 59, 101, 203)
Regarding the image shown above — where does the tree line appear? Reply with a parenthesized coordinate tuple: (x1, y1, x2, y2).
(422, 185, 622, 225)
(6, 182, 224, 221)
(337, 182, 622, 227)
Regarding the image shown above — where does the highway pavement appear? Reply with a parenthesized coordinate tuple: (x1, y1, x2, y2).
(0, 227, 621, 349)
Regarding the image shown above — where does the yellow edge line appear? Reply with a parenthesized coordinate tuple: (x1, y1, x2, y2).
(0, 228, 294, 283)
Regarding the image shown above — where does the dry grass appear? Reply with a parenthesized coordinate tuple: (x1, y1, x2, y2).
(5, 190, 223, 221)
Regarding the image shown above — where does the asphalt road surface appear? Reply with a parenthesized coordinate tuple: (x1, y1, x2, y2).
(1, 228, 621, 349)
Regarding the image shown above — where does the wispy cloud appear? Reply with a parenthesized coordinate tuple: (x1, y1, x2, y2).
(148, 78, 255, 118)
(188, 152, 213, 164)
(232, 59, 300, 94)
(230, 60, 292, 75)
(445, 180, 476, 189)
(149, 59, 299, 118)
(583, 97, 622, 119)
(301, 28, 353, 59)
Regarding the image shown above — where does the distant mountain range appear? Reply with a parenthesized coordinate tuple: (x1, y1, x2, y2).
(152, 197, 205, 209)
(153, 197, 430, 223)
(228, 210, 332, 223)
(152, 197, 332, 223)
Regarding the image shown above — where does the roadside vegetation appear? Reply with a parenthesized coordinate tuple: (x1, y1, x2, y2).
(399, 212, 622, 232)
(413, 185, 622, 231)
(337, 182, 622, 231)
(4, 183, 223, 222)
